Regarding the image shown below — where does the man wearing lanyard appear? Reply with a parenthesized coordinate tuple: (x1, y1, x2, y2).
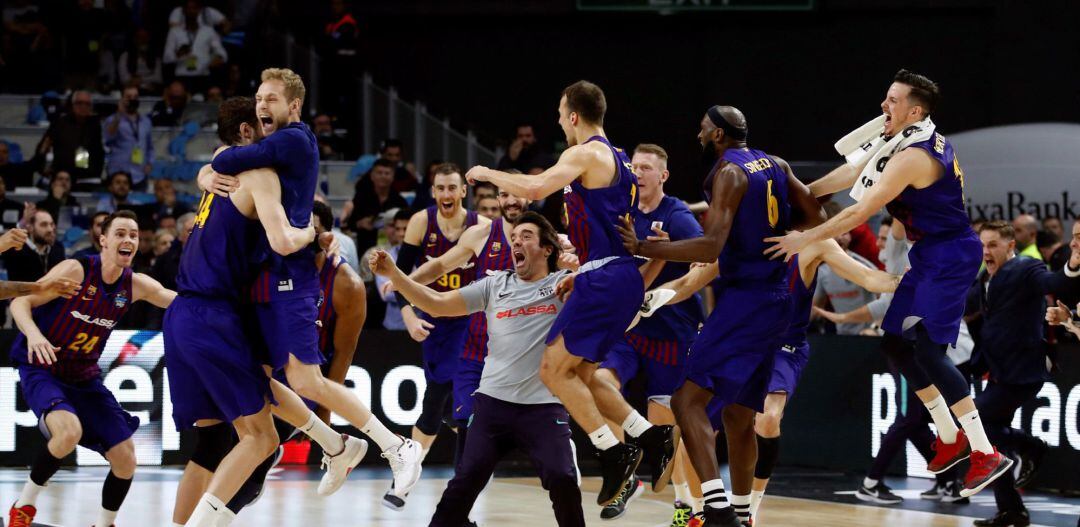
(103, 86, 155, 191)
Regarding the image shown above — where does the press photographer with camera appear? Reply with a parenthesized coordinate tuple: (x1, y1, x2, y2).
(103, 86, 155, 191)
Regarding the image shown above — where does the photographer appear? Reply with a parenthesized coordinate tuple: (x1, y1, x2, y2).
(103, 86, 155, 190)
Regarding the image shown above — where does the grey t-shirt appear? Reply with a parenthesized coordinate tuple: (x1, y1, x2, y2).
(458, 269, 572, 405)
(867, 233, 911, 322)
(815, 250, 879, 335)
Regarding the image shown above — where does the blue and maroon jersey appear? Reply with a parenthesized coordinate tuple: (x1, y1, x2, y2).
(625, 333, 684, 366)
(421, 205, 479, 293)
(704, 147, 792, 288)
(885, 132, 974, 242)
(779, 255, 817, 345)
(463, 218, 514, 361)
(562, 136, 639, 264)
(316, 255, 344, 359)
(178, 192, 263, 303)
(11, 256, 133, 383)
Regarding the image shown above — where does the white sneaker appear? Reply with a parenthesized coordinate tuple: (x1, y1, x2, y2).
(318, 434, 369, 496)
(381, 438, 422, 497)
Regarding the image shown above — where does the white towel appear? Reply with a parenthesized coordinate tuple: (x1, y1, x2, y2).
(834, 115, 936, 202)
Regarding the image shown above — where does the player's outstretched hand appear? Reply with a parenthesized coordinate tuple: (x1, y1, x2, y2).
(36, 276, 81, 299)
(617, 216, 641, 255)
(368, 249, 396, 277)
(465, 166, 490, 185)
(1046, 300, 1074, 326)
(763, 230, 807, 262)
(555, 273, 576, 302)
(27, 336, 60, 365)
(0, 228, 28, 253)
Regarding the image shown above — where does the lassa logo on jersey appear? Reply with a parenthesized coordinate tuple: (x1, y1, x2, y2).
(69, 310, 116, 328)
(495, 304, 557, 319)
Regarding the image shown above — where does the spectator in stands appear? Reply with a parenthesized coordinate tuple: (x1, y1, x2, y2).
(150, 81, 189, 126)
(312, 113, 346, 161)
(813, 229, 879, 335)
(0, 140, 43, 188)
(149, 178, 191, 225)
(153, 228, 176, 258)
(35, 170, 77, 221)
(1043, 216, 1065, 241)
(496, 123, 554, 173)
(378, 139, 418, 192)
(0, 178, 24, 230)
(409, 159, 442, 211)
(368, 208, 411, 330)
(323, 0, 358, 61)
(104, 86, 155, 190)
(37, 91, 104, 190)
(823, 201, 884, 269)
(1038, 230, 1071, 271)
(168, 0, 231, 35)
(98, 0, 135, 92)
(1, 0, 58, 93)
(473, 181, 497, 207)
(346, 158, 408, 254)
(314, 198, 360, 273)
(151, 212, 195, 292)
(1011, 214, 1043, 261)
(320, 0, 359, 118)
(2, 209, 63, 282)
(163, 1, 229, 94)
(72, 211, 109, 258)
(96, 171, 135, 213)
(59, 0, 107, 89)
(476, 196, 501, 220)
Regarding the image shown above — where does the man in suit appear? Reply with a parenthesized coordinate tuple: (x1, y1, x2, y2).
(967, 220, 1080, 527)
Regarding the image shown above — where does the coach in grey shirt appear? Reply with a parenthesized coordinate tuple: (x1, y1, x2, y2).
(369, 211, 585, 527)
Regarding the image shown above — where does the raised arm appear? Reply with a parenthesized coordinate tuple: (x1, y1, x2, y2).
(132, 272, 177, 308)
(370, 249, 469, 318)
(807, 158, 868, 198)
(410, 222, 488, 286)
(210, 129, 293, 176)
(1026, 248, 1080, 295)
(624, 164, 746, 263)
(465, 144, 592, 200)
(246, 168, 316, 255)
(776, 157, 826, 231)
(812, 239, 900, 294)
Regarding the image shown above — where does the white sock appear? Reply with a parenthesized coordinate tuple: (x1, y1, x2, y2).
(863, 477, 879, 489)
(587, 424, 619, 451)
(701, 478, 729, 511)
(958, 410, 994, 454)
(749, 489, 765, 518)
(300, 414, 344, 455)
(731, 494, 751, 522)
(15, 479, 45, 507)
(923, 395, 959, 444)
(690, 497, 704, 514)
(361, 415, 403, 452)
(673, 481, 691, 505)
(95, 507, 118, 527)
(186, 494, 234, 527)
(621, 410, 653, 438)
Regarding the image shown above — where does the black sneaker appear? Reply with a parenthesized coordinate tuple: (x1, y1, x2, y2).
(463, 520, 479, 527)
(696, 506, 742, 527)
(940, 481, 970, 505)
(855, 481, 903, 505)
(596, 442, 643, 506)
(973, 510, 1031, 527)
(600, 476, 644, 520)
(1015, 440, 1048, 488)
(382, 481, 407, 511)
(631, 424, 680, 492)
(920, 482, 945, 500)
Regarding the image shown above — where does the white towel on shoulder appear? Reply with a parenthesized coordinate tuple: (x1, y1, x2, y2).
(834, 115, 936, 202)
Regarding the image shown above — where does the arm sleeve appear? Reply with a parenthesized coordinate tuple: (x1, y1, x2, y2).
(393, 242, 421, 307)
(457, 277, 492, 314)
(210, 130, 291, 175)
(1027, 259, 1078, 296)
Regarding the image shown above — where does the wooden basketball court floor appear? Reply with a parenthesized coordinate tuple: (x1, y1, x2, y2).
(0, 466, 1072, 526)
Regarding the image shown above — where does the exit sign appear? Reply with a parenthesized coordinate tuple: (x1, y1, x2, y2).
(577, 0, 814, 11)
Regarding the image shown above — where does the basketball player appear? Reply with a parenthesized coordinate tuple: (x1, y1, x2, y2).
(7, 210, 176, 527)
(371, 211, 586, 527)
(766, 70, 1011, 497)
(388, 162, 486, 504)
(589, 144, 704, 523)
(652, 234, 900, 524)
(467, 81, 679, 506)
(210, 69, 421, 500)
(619, 105, 825, 527)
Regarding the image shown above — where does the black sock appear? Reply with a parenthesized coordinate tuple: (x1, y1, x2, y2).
(226, 449, 278, 513)
(755, 435, 780, 480)
(30, 449, 63, 486)
(101, 471, 133, 511)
